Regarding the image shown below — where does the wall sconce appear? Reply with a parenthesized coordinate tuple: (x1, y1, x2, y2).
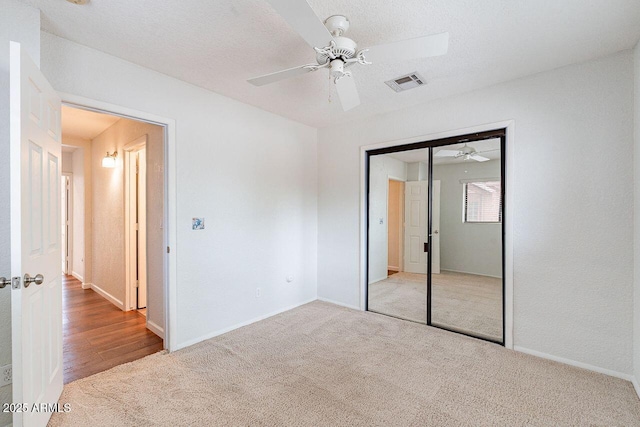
(102, 151, 117, 168)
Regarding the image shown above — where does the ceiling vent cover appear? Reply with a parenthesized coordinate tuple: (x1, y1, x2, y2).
(385, 72, 426, 92)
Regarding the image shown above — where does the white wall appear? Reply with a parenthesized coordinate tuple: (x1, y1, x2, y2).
(71, 146, 86, 281)
(61, 151, 73, 173)
(633, 41, 640, 386)
(433, 159, 502, 277)
(318, 51, 634, 375)
(40, 32, 318, 349)
(0, 2, 40, 425)
(63, 136, 92, 285)
(368, 155, 407, 283)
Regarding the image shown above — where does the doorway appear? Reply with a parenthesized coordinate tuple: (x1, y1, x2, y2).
(366, 129, 506, 344)
(59, 105, 167, 382)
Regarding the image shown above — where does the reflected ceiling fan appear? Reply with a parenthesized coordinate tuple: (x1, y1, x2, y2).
(247, 0, 449, 111)
(434, 144, 498, 162)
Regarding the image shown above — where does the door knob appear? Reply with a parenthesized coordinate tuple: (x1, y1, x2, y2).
(24, 273, 44, 288)
(0, 277, 10, 289)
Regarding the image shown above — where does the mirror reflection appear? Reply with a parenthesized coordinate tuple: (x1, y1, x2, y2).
(432, 139, 503, 341)
(367, 138, 503, 343)
(368, 148, 430, 323)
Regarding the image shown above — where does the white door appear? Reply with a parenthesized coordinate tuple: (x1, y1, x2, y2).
(404, 181, 428, 274)
(137, 149, 147, 309)
(403, 180, 441, 275)
(10, 41, 63, 427)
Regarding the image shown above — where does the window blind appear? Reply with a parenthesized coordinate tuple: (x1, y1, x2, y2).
(464, 181, 502, 223)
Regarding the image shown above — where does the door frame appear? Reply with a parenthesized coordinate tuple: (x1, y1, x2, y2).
(123, 135, 147, 313)
(360, 120, 515, 349)
(387, 176, 404, 273)
(61, 172, 73, 276)
(60, 92, 178, 352)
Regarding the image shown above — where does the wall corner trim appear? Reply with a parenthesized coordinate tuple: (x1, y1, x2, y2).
(317, 297, 362, 311)
(174, 298, 317, 352)
(147, 319, 165, 340)
(90, 283, 124, 310)
(513, 345, 633, 382)
(631, 376, 640, 400)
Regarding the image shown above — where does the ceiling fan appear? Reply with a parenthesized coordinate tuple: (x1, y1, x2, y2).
(434, 144, 498, 162)
(247, 0, 449, 111)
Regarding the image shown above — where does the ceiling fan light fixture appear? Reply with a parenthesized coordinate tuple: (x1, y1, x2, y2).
(248, 1, 449, 111)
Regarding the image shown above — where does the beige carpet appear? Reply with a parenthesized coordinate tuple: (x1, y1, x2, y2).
(368, 271, 502, 341)
(49, 301, 640, 426)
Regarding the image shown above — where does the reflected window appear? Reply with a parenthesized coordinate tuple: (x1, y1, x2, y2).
(463, 180, 501, 223)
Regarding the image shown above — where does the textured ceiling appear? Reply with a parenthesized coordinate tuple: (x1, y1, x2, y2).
(20, 0, 640, 128)
(61, 105, 120, 140)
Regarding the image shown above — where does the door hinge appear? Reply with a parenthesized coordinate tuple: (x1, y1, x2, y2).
(423, 242, 428, 253)
(136, 280, 139, 288)
(12, 276, 21, 289)
(167, 246, 170, 254)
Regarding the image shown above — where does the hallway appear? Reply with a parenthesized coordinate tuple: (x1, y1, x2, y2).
(63, 275, 163, 384)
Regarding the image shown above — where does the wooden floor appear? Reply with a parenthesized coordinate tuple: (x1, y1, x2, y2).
(63, 275, 163, 384)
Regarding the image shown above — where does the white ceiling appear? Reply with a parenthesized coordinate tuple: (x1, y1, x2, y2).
(21, 0, 640, 128)
(386, 138, 501, 165)
(61, 105, 120, 140)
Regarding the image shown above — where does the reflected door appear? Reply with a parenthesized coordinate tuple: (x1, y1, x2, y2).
(403, 181, 428, 274)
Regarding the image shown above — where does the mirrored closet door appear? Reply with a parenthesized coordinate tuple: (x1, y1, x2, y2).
(366, 130, 505, 344)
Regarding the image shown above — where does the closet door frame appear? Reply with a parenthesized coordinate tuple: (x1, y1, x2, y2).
(365, 128, 507, 346)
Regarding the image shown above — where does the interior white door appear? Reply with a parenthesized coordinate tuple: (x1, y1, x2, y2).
(404, 181, 428, 274)
(10, 41, 63, 427)
(431, 180, 441, 274)
(137, 149, 147, 309)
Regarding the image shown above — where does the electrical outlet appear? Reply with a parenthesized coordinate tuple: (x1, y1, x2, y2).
(0, 364, 11, 387)
(256, 288, 261, 298)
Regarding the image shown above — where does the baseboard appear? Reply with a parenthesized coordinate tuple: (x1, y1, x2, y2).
(71, 271, 84, 282)
(147, 319, 165, 339)
(317, 297, 361, 311)
(90, 283, 124, 310)
(368, 275, 388, 285)
(387, 266, 399, 271)
(631, 376, 640, 400)
(513, 346, 633, 382)
(441, 268, 502, 279)
(175, 297, 317, 351)
(81, 282, 91, 290)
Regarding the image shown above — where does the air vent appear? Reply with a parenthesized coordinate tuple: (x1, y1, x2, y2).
(385, 72, 426, 92)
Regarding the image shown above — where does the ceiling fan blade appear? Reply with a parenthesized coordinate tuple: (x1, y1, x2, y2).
(364, 32, 449, 64)
(477, 148, 500, 154)
(266, 0, 334, 49)
(335, 75, 360, 111)
(470, 154, 490, 162)
(434, 149, 459, 157)
(248, 64, 315, 86)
